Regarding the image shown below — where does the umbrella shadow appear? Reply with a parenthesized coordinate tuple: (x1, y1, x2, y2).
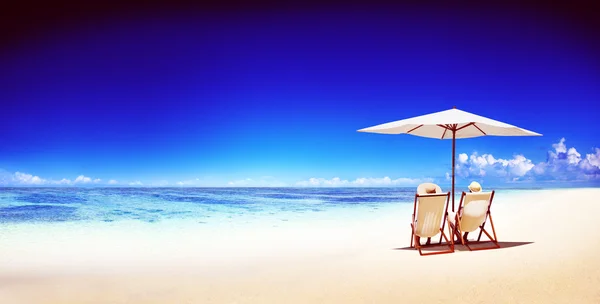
(393, 241, 534, 252)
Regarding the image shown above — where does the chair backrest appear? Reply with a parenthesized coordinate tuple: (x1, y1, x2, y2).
(458, 191, 494, 233)
(414, 193, 450, 238)
(417, 183, 443, 195)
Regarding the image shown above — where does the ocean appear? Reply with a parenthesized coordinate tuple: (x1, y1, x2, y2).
(0, 187, 417, 224)
(0, 187, 531, 225)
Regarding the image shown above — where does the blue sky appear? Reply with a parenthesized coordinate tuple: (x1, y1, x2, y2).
(1, 8, 599, 187)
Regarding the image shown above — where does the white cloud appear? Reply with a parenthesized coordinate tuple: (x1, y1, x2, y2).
(0, 171, 137, 187)
(552, 138, 567, 154)
(469, 154, 492, 169)
(173, 176, 287, 187)
(529, 138, 600, 181)
(585, 148, 600, 167)
(13, 172, 46, 185)
(458, 153, 468, 164)
(296, 177, 349, 187)
(53, 178, 71, 185)
(456, 152, 534, 180)
(546, 139, 583, 167)
(129, 181, 143, 186)
(456, 138, 599, 182)
(566, 147, 582, 165)
(227, 178, 253, 186)
(579, 148, 600, 178)
(73, 175, 92, 184)
(507, 155, 535, 176)
(295, 176, 434, 187)
(227, 178, 287, 187)
(176, 178, 204, 186)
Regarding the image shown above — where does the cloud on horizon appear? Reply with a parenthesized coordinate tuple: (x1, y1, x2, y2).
(54, 178, 71, 185)
(13, 172, 46, 185)
(73, 175, 92, 184)
(227, 177, 288, 187)
(0, 172, 116, 186)
(295, 176, 434, 187)
(0, 138, 598, 187)
(176, 178, 209, 186)
(454, 138, 600, 183)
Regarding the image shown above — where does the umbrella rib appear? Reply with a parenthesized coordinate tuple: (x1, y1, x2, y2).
(456, 122, 475, 131)
(440, 126, 448, 139)
(473, 123, 487, 135)
(407, 124, 424, 134)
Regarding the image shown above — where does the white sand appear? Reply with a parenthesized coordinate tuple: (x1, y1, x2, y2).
(1, 188, 599, 303)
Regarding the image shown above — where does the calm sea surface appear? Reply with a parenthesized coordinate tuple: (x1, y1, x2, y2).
(0, 187, 537, 224)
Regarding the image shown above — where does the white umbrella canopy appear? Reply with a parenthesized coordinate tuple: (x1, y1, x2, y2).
(357, 107, 542, 211)
(357, 107, 541, 138)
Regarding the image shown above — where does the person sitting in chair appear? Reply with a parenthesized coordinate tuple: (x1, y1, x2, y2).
(457, 181, 482, 242)
(468, 181, 482, 193)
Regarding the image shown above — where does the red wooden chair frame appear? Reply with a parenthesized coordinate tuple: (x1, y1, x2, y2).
(449, 191, 500, 251)
(409, 192, 455, 256)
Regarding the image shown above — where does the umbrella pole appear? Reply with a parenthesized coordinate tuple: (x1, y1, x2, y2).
(452, 130, 456, 212)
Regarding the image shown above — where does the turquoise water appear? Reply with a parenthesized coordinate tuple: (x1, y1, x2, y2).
(0, 187, 553, 225)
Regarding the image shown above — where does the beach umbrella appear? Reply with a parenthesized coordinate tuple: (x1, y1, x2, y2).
(357, 107, 542, 211)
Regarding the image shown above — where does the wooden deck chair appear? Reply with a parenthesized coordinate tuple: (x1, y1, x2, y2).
(409, 184, 454, 256)
(449, 191, 500, 251)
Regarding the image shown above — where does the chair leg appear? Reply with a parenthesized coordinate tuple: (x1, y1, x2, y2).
(410, 224, 414, 248)
(453, 229, 461, 243)
(414, 236, 423, 255)
(446, 219, 455, 251)
(464, 237, 499, 250)
(488, 213, 498, 242)
(440, 227, 455, 252)
(417, 240, 454, 256)
(412, 231, 454, 256)
(477, 212, 497, 242)
(466, 214, 499, 251)
(439, 213, 448, 245)
(415, 227, 455, 256)
(449, 222, 461, 244)
(481, 228, 498, 244)
(464, 227, 500, 251)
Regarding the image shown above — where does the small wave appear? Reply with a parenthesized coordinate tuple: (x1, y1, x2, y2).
(0, 205, 80, 222)
(15, 193, 87, 205)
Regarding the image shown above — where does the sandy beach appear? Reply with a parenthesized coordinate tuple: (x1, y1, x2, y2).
(1, 188, 599, 303)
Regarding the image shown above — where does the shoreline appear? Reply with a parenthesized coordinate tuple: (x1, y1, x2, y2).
(1, 188, 600, 303)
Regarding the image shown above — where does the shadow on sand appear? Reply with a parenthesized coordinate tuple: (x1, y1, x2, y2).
(393, 241, 534, 252)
